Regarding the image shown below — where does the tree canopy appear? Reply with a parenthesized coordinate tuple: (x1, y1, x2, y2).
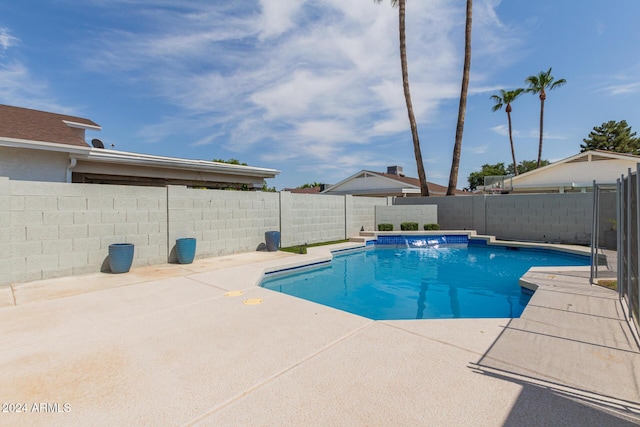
(298, 182, 322, 189)
(506, 159, 549, 175)
(212, 158, 248, 166)
(467, 159, 549, 190)
(467, 163, 506, 190)
(524, 68, 566, 167)
(580, 120, 640, 155)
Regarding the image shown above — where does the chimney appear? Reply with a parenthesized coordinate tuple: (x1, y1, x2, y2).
(387, 166, 404, 177)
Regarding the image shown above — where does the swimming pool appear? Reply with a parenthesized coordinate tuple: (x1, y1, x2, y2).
(260, 238, 590, 320)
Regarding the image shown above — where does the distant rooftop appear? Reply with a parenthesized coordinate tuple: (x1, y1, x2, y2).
(0, 104, 100, 147)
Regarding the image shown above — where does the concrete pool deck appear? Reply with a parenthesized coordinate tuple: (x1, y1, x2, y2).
(1, 243, 639, 426)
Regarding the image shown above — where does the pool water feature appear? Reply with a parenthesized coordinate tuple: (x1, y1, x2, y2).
(260, 241, 590, 320)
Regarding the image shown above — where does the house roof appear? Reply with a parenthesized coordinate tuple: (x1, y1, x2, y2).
(323, 169, 466, 196)
(0, 104, 100, 147)
(0, 104, 279, 187)
(478, 150, 640, 193)
(373, 172, 463, 195)
(511, 150, 640, 184)
(284, 186, 322, 194)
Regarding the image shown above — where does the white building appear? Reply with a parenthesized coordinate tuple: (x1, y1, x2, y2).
(483, 150, 639, 194)
(0, 104, 279, 189)
(321, 166, 466, 197)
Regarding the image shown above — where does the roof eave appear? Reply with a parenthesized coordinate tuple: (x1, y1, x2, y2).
(84, 149, 280, 178)
(0, 136, 91, 154)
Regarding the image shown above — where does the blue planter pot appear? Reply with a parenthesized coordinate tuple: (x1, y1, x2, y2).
(176, 238, 196, 264)
(265, 231, 281, 252)
(109, 243, 134, 274)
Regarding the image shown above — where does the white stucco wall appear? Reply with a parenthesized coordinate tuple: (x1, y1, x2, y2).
(514, 158, 638, 186)
(329, 174, 408, 192)
(0, 147, 70, 182)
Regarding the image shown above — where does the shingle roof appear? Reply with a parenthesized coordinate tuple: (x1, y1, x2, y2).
(284, 186, 322, 194)
(0, 104, 100, 147)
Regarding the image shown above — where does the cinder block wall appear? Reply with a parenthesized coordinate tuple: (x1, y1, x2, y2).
(167, 186, 280, 258)
(280, 192, 346, 247)
(347, 196, 391, 237)
(396, 192, 615, 245)
(485, 193, 592, 244)
(0, 178, 10, 286)
(375, 205, 438, 230)
(395, 195, 480, 231)
(8, 181, 167, 284)
(3, 179, 389, 286)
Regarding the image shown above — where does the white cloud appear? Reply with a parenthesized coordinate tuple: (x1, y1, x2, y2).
(0, 28, 18, 52)
(257, 0, 305, 39)
(76, 0, 520, 169)
(602, 82, 640, 96)
(490, 125, 565, 140)
(467, 145, 489, 154)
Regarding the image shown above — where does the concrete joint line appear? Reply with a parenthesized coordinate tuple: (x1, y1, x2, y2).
(10, 284, 17, 306)
(381, 321, 496, 357)
(182, 321, 374, 426)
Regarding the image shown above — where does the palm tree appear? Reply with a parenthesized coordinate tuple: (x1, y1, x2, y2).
(375, 0, 429, 196)
(490, 88, 524, 175)
(447, 0, 473, 196)
(525, 68, 566, 168)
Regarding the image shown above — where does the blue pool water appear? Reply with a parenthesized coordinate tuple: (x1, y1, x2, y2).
(260, 243, 590, 320)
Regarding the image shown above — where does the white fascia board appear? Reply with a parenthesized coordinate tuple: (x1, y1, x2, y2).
(512, 181, 614, 190)
(62, 120, 102, 131)
(84, 149, 280, 178)
(401, 188, 421, 194)
(0, 136, 279, 178)
(0, 136, 91, 155)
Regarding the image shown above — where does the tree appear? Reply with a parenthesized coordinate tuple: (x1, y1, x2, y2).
(580, 120, 640, 154)
(490, 88, 525, 175)
(447, 0, 473, 196)
(525, 68, 566, 168)
(298, 182, 323, 189)
(467, 163, 506, 190)
(375, 0, 429, 196)
(261, 181, 277, 192)
(506, 159, 549, 175)
(213, 158, 248, 166)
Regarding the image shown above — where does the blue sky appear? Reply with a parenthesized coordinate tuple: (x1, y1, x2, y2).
(1, 1, 639, 190)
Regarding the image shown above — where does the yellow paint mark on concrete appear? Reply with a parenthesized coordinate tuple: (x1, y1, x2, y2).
(243, 298, 263, 305)
(225, 290, 244, 297)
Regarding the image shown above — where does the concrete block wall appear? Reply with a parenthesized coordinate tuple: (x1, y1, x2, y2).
(485, 193, 593, 244)
(167, 186, 280, 258)
(375, 205, 438, 231)
(395, 192, 615, 245)
(280, 192, 346, 247)
(347, 196, 391, 237)
(0, 178, 10, 286)
(8, 181, 167, 284)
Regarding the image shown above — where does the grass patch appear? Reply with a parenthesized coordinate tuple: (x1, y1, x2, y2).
(597, 280, 617, 290)
(280, 239, 350, 255)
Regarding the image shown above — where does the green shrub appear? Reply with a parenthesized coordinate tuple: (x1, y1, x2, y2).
(423, 223, 440, 230)
(400, 222, 419, 231)
(377, 223, 393, 231)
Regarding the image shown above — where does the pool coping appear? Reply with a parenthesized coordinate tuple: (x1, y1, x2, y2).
(260, 230, 596, 285)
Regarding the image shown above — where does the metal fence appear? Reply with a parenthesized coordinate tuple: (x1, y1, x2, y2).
(617, 167, 640, 333)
